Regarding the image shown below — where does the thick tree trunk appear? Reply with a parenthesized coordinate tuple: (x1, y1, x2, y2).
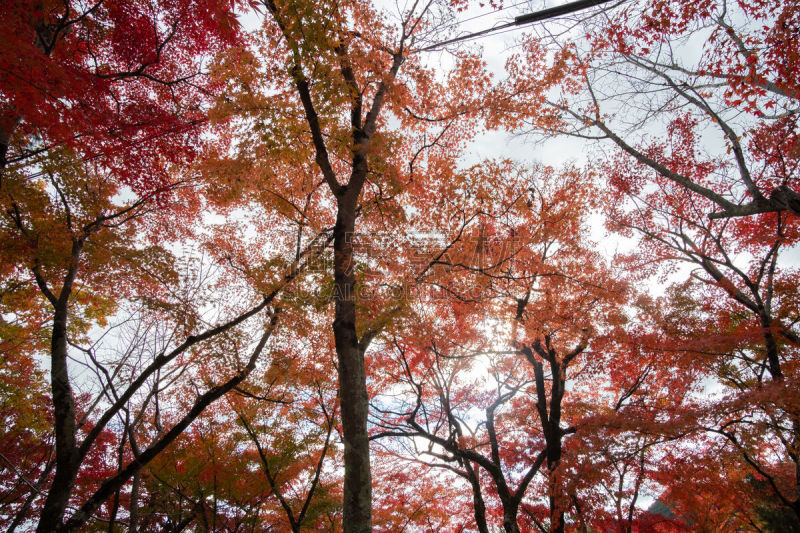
(546, 438, 565, 533)
(502, 507, 521, 533)
(333, 194, 372, 533)
(36, 303, 80, 532)
(465, 465, 490, 533)
(547, 388, 565, 533)
(129, 470, 141, 532)
(35, 240, 84, 532)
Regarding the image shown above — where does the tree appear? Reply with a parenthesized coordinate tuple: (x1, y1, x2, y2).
(496, 0, 799, 220)
(0, 347, 53, 531)
(139, 367, 341, 533)
(207, 1, 491, 530)
(371, 164, 664, 533)
(0, 2, 329, 529)
(494, 0, 800, 524)
(598, 124, 800, 520)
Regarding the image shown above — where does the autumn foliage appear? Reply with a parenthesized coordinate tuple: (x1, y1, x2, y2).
(0, 0, 798, 532)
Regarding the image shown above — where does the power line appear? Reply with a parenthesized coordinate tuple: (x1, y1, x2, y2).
(418, 0, 619, 52)
(435, 0, 532, 34)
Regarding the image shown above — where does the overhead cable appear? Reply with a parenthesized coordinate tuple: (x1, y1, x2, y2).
(418, 0, 619, 52)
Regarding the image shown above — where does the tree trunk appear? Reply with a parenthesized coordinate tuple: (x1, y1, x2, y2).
(547, 449, 565, 533)
(129, 470, 141, 532)
(502, 507, 521, 533)
(547, 397, 565, 533)
(465, 464, 490, 533)
(333, 193, 372, 533)
(36, 301, 79, 532)
(0, 111, 18, 169)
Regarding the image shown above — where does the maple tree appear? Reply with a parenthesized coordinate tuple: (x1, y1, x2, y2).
(492, 0, 800, 527)
(497, 0, 799, 219)
(205, 1, 492, 531)
(138, 368, 341, 532)
(368, 164, 681, 533)
(0, 1, 308, 531)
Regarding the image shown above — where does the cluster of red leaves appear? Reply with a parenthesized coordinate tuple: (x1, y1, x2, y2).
(0, 0, 240, 195)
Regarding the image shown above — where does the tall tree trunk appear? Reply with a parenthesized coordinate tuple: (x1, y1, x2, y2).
(129, 470, 141, 532)
(547, 385, 565, 533)
(35, 240, 84, 532)
(36, 301, 79, 532)
(545, 425, 565, 533)
(465, 464, 490, 533)
(333, 191, 372, 533)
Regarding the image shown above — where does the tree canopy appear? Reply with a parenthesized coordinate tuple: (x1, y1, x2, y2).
(1, 0, 798, 531)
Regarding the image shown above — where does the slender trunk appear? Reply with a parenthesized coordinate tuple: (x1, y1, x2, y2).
(759, 311, 800, 519)
(36, 301, 79, 532)
(107, 488, 121, 532)
(571, 495, 589, 533)
(547, 407, 564, 533)
(333, 194, 372, 533)
(129, 470, 141, 532)
(465, 464, 490, 533)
